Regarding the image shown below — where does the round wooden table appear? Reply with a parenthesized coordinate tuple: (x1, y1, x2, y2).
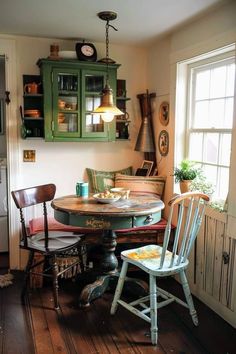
(52, 193, 164, 306)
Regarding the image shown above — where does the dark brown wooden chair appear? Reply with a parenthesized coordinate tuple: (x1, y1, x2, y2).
(11, 183, 83, 309)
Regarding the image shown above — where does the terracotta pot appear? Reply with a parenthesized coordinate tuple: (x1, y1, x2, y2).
(180, 180, 192, 193)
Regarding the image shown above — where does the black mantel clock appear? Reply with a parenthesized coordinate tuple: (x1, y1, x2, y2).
(76, 42, 97, 62)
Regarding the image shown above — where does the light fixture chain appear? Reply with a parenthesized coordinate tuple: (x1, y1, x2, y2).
(105, 20, 109, 84)
(106, 21, 109, 60)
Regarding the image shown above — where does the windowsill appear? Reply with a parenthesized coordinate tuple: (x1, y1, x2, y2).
(173, 192, 227, 222)
(205, 204, 227, 222)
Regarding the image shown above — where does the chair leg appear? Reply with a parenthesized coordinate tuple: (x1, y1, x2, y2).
(21, 250, 35, 303)
(149, 274, 158, 345)
(110, 261, 128, 315)
(179, 270, 198, 325)
(52, 255, 59, 310)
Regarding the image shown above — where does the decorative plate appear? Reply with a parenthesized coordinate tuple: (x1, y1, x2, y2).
(158, 130, 169, 156)
(159, 101, 169, 126)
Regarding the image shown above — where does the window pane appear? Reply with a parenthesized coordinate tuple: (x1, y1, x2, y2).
(226, 63, 235, 96)
(218, 167, 229, 200)
(58, 74, 78, 92)
(93, 114, 101, 124)
(86, 97, 101, 111)
(85, 75, 104, 92)
(193, 101, 209, 128)
(189, 133, 203, 161)
(204, 133, 219, 164)
(210, 65, 226, 98)
(184, 53, 235, 203)
(195, 70, 210, 100)
(94, 97, 101, 109)
(219, 134, 231, 166)
(85, 114, 104, 133)
(86, 97, 93, 111)
(209, 99, 224, 128)
(203, 164, 217, 189)
(224, 97, 234, 128)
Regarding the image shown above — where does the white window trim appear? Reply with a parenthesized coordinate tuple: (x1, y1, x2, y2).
(0, 38, 20, 269)
(175, 43, 235, 206)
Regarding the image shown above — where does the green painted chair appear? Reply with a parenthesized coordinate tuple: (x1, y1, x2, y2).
(111, 192, 209, 345)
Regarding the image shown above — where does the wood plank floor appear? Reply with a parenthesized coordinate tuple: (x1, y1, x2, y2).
(1, 266, 235, 354)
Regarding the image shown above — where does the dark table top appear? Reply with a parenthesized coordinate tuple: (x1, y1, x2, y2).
(52, 193, 164, 217)
(52, 193, 164, 230)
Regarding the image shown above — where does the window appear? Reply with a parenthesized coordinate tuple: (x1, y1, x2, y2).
(176, 46, 235, 203)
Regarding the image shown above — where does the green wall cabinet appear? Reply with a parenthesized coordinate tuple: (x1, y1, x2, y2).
(37, 59, 119, 142)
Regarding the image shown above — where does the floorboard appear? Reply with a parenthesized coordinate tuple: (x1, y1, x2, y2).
(0, 271, 35, 354)
(0, 269, 235, 354)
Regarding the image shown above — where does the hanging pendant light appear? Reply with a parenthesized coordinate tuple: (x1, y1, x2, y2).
(94, 11, 123, 122)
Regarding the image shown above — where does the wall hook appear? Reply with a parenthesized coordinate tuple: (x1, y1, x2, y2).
(5, 91, 10, 105)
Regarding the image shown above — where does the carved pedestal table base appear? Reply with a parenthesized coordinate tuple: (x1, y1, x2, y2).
(51, 194, 164, 306)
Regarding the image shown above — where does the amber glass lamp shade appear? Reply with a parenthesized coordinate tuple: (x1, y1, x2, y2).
(94, 84, 123, 122)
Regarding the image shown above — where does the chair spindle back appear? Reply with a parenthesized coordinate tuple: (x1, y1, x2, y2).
(11, 184, 56, 248)
(160, 192, 209, 270)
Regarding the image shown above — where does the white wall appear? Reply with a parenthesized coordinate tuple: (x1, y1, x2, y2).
(11, 36, 148, 196)
(4, 0, 236, 270)
(147, 0, 236, 211)
(147, 37, 172, 216)
(147, 0, 236, 326)
(0, 133, 6, 157)
(0, 56, 6, 156)
(0, 34, 149, 268)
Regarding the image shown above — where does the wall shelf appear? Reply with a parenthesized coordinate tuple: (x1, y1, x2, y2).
(116, 79, 130, 140)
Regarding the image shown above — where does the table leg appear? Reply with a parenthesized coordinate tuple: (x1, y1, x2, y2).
(79, 230, 118, 307)
(78, 230, 148, 307)
(100, 230, 118, 274)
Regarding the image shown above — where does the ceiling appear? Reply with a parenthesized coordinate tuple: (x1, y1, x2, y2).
(0, 0, 226, 46)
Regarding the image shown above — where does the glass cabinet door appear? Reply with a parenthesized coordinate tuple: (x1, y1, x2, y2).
(82, 70, 108, 138)
(52, 68, 80, 137)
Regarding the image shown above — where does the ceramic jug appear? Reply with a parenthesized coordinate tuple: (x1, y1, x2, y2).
(24, 82, 39, 94)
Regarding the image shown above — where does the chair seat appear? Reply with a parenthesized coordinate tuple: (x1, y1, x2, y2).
(20, 231, 82, 253)
(121, 244, 189, 275)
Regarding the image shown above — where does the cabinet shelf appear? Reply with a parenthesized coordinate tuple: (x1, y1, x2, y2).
(116, 79, 130, 141)
(116, 119, 131, 123)
(58, 91, 78, 96)
(58, 109, 78, 113)
(23, 93, 43, 98)
(21, 75, 44, 139)
(23, 117, 44, 121)
(117, 97, 131, 101)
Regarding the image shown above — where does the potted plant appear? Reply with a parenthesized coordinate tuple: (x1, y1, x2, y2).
(189, 172, 215, 197)
(173, 159, 199, 193)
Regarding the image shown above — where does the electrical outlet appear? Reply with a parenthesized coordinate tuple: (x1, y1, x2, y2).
(23, 150, 36, 162)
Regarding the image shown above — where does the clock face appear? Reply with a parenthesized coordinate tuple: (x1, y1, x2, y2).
(81, 45, 94, 57)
